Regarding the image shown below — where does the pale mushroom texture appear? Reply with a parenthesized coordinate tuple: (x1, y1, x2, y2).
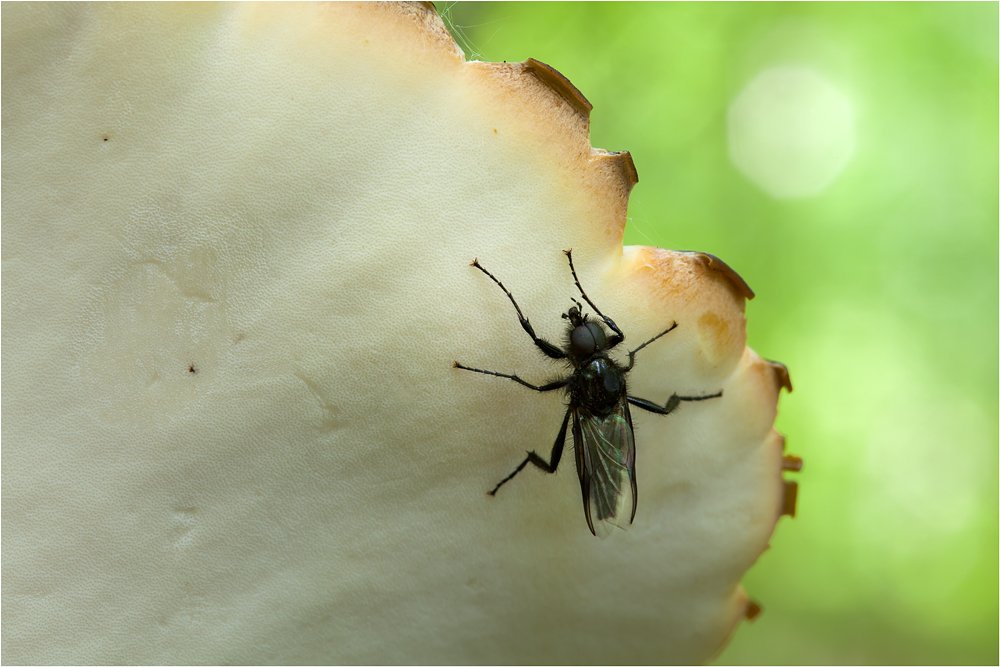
(2, 3, 797, 664)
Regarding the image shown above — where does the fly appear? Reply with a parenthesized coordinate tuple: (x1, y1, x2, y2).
(454, 250, 723, 538)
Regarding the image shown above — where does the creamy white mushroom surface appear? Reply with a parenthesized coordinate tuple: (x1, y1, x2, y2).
(2, 4, 794, 663)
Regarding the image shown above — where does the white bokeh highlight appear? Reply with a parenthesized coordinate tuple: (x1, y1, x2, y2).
(728, 65, 855, 199)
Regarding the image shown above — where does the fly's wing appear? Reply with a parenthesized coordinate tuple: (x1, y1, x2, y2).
(577, 401, 636, 540)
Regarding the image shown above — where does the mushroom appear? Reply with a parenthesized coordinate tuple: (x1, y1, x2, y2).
(2, 3, 796, 663)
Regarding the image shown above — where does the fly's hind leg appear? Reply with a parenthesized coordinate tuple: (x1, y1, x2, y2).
(489, 408, 571, 496)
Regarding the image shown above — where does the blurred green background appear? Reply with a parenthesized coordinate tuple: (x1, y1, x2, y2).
(441, 3, 998, 664)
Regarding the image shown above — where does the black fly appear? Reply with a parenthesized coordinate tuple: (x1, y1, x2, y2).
(455, 250, 723, 538)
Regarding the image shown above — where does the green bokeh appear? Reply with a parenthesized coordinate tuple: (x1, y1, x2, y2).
(441, 3, 998, 664)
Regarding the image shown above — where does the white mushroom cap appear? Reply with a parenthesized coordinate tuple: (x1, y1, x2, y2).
(2, 3, 796, 663)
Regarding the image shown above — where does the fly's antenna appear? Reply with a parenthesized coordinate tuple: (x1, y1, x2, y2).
(562, 297, 587, 323)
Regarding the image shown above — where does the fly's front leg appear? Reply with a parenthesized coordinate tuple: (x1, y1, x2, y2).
(489, 408, 571, 496)
(453, 362, 569, 393)
(563, 250, 625, 349)
(627, 390, 723, 416)
(471, 259, 566, 359)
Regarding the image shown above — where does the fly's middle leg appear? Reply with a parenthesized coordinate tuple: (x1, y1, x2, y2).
(453, 362, 568, 393)
(627, 391, 723, 416)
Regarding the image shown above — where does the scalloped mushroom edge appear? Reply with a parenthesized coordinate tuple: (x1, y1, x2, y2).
(369, 2, 638, 245)
(376, 0, 801, 640)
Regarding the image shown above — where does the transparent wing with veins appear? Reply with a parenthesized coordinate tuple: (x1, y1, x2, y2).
(578, 401, 636, 540)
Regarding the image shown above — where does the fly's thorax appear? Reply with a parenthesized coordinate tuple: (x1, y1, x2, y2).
(574, 355, 626, 414)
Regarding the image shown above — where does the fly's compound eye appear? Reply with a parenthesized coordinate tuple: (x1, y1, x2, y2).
(585, 322, 606, 350)
(571, 322, 606, 356)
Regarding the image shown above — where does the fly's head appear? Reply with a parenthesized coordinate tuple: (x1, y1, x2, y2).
(563, 302, 608, 361)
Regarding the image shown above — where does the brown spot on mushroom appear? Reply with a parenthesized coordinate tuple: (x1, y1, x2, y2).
(685, 252, 755, 301)
(697, 311, 738, 364)
(767, 360, 792, 392)
(744, 600, 763, 621)
(188, 364, 197, 374)
(781, 480, 799, 518)
(782, 454, 803, 472)
(101, 134, 109, 142)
